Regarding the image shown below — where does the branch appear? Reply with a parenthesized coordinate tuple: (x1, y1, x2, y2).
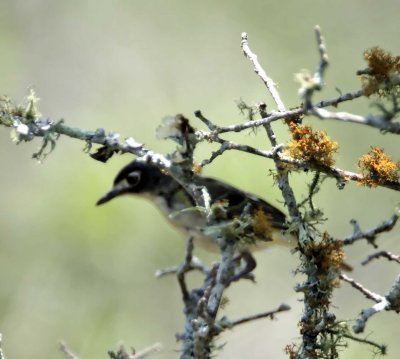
(241, 32, 286, 112)
(361, 250, 400, 265)
(59, 342, 79, 359)
(340, 274, 384, 303)
(108, 343, 162, 359)
(343, 213, 399, 247)
(209, 89, 363, 135)
(311, 107, 400, 134)
(4, 90, 399, 194)
(228, 303, 291, 327)
(327, 329, 387, 355)
(232, 33, 301, 221)
(0, 334, 5, 359)
(298, 25, 329, 110)
(341, 272, 400, 333)
(198, 125, 400, 192)
(169, 236, 260, 357)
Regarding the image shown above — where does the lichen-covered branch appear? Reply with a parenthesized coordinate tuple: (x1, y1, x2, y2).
(169, 237, 288, 358)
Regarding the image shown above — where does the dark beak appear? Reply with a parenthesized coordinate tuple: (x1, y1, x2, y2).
(96, 188, 124, 206)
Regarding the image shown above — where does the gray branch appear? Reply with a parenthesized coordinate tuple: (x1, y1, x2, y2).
(362, 250, 400, 265)
(343, 213, 399, 247)
(352, 274, 400, 333)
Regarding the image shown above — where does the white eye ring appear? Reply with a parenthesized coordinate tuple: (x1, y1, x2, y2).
(126, 171, 141, 186)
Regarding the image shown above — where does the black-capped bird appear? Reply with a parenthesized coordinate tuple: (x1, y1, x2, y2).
(96, 160, 295, 252)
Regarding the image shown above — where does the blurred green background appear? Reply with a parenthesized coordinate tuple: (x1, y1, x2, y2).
(1, 1, 400, 358)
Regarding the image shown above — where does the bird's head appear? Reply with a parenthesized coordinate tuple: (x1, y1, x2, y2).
(96, 160, 168, 205)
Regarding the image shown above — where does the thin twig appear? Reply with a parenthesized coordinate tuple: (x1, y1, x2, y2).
(314, 25, 329, 89)
(259, 102, 278, 147)
(311, 107, 400, 134)
(0, 334, 5, 359)
(343, 214, 399, 246)
(301, 25, 329, 109)
(199, 142, 230, 167)
(362, 251, 400, 265)
(240, 32, 300, 221)
(194, 110, 217, 131)
(134, 343, 163, 359)
(340, 274, 383, 303)
(108, 343, 162, 359)
(327, 330, 386, 354)
(241, 32, 286, 112)
(177, 238, 195, 300)
(207, 90, 363, 135)
(59, 341, 79, 359)
(155, 256, 210, 278)
(230, 304, 291, 327)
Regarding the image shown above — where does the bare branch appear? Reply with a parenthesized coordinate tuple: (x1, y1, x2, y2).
(208, 90, 363, 135)
(311, 107, 400, 134)
(362, 250, 400, 265)
(342, 273, 400, 333)
(155, 256, 210, 278)
(0, 334, 6, 359)
(327, 330, 386, 354)
(108, 343, 162, 359)
(241, 32, 286, 112)
(134, 343, 163, 359)
(59, 341, 79, 359)
(240, 31, 300, 222)
(314, 25, 329, 84)
(343, 214, 399, 246)
(229, 303, 291, 327)
(353, 298, 391, 334)
(340, 274, 384, 303)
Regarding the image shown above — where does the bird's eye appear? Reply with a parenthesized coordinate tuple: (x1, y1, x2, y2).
(126, 171, 141, 186)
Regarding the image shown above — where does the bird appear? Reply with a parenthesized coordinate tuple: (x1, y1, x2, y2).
(96, 160, 295, 253)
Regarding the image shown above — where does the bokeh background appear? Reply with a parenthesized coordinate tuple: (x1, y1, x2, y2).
(1, 1, 400, 358)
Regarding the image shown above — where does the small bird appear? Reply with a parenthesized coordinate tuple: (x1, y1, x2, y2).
(96, 160, 295, 252)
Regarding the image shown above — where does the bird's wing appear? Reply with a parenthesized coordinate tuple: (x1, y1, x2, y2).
(194, 177, 288, 230)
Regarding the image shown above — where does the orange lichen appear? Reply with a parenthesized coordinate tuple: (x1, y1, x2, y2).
(361, 47, 400, 96)
(192, 162, 203, 174)
(307, 232, 346, 274)
(284, 343, 298, 359)
(358, 147, 400, 187)
(300, 233, 345, 304)
(252, 207, 275, 238)
(286, 122, 338, 167)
